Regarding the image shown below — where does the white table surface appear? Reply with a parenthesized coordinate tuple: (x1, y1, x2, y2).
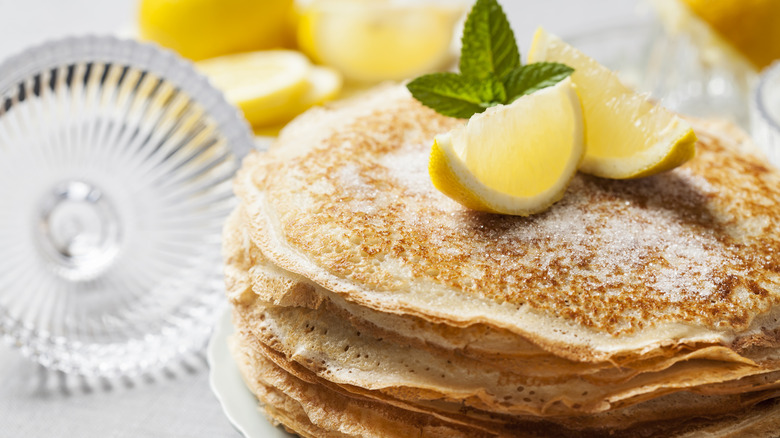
(0, 1, 642, 437)
(0, 343, 237, 437)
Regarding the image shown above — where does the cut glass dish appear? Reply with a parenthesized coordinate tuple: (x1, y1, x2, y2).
(0, 36, 253, 376)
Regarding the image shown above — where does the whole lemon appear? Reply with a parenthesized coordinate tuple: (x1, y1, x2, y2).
(139, 0, 295, 61)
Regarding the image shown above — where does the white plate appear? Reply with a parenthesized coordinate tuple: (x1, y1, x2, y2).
(207, 309, 295, 438)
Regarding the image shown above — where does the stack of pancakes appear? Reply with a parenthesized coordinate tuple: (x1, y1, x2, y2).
(223, 86, 780, 437)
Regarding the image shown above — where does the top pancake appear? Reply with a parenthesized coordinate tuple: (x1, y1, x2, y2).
(235, 86, 780, 360)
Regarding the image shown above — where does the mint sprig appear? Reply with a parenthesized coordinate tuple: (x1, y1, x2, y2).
(406, 73, 505, 119)
(407, 0, 573, 119)
(503, 62, 574, 102)
(459, 0, 519, 80)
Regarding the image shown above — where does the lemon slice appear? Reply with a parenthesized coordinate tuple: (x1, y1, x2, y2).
(196, 50, 311, 127)
(279, 65, 343, 122)
(251, 66, 343, 134)
(429, 78, 584, 216)
(297, 0, 464, 83)
(528, 28, 697, 179)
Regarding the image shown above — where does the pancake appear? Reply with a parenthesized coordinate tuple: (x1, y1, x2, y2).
(234, 86, 780, 362)
(224, 206, 780, 419)
(231, 307, 780, 438)
(223, 85, 780, 436)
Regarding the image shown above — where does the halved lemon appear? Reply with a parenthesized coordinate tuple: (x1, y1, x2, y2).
(429, 78, 584, 216)
(196, 50, 311, 127)
(297, 0, 464, 83)
(528, 28, 697, 179)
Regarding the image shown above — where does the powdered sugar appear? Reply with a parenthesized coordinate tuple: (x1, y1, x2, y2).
(375, 139, 733, 302)
(337, 163, 380, 214)
(379, 148, 435, 196)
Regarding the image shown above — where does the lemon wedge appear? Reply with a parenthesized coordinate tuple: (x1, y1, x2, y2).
(429, 78, 584, 216)
(297, 0, 464, 83)
(139, 0, 294, 61)
(196, 50, 312, 127)
(528, 28, 697, 179)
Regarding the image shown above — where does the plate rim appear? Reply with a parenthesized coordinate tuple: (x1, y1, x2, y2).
(207, 308, 293, 438)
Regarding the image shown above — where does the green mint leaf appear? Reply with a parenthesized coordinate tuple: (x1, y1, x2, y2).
(406, 1, 574, 120)
(459, 0, 520, 80)
(503, 62, 574, 102)
(407, 73, 506, 119)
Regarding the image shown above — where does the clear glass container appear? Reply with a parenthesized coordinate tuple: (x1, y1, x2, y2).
(646, 0, 757, 128)
(565, 11, 756, 129)
(751, 61, 780, 167)
(0, 36, 254, 376)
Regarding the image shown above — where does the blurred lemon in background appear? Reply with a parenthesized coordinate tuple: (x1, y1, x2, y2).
(139, 0, 463, 133)
(139, 0, 295, 60)
(297, 0, 466, 83)
(654, 0, 780, 71)
(196, 50, 309, 126)
(196, 50, 342, 128)
(680, 0, 780, 71)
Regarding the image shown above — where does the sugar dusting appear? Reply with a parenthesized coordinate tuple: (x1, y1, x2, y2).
(365, 135, 756, 333)
(379, 145, 463, 213)
(337, 163, 381, 215)
(379, 148, 432, 196)
(525, 184, 729, 302)
(372, 135, 736, 304)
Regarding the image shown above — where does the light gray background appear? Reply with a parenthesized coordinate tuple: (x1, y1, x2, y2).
(0, 0, 645, 61)
(0, 1, 642, 437)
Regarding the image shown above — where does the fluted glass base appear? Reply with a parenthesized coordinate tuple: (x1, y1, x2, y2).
(0, 36, 253, 376)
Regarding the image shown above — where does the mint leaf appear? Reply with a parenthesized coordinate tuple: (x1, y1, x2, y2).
(406, 0, 574, 120)
(460, 0, 519, 80)
(503, 62, 574, 102)
(407, 73, 506, 119)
